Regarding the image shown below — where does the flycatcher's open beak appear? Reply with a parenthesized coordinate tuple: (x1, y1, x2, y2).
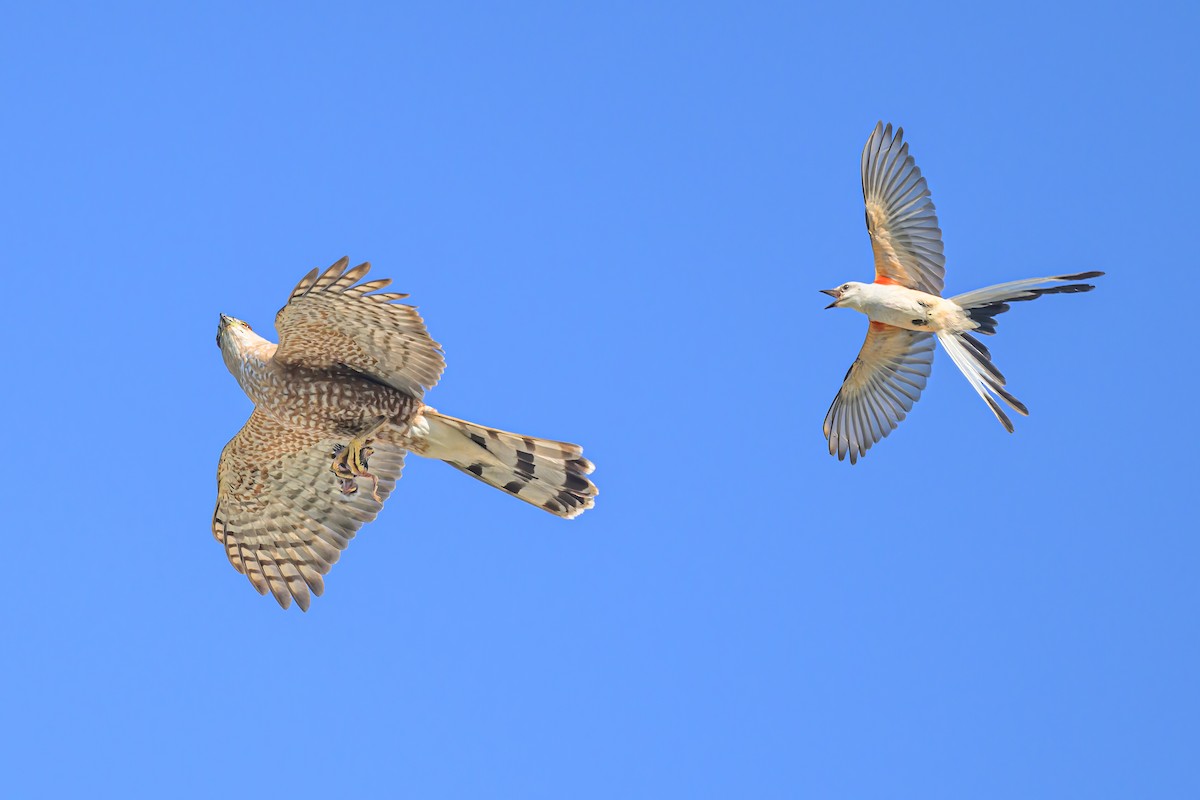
(820, 288, 841, 309)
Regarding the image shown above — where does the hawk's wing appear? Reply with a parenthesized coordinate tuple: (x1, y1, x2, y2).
(824, 322, 935, 464)
(862, 121, 946, 296)
(212, 409, 407, 610)
(274, 257, 445, 397)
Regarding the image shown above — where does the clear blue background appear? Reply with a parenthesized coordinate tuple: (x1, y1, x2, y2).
(3, 2, 1195, 797)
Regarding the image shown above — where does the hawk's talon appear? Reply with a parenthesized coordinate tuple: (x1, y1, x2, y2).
(330, 419, 387, 502)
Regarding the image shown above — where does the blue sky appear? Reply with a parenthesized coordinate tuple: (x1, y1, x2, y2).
(3, 2, 1196, 797)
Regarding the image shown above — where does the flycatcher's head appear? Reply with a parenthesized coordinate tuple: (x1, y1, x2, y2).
(820, 281, 866, 310)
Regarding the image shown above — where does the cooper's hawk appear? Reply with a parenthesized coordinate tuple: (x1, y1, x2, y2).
(213, 257, 597, 610)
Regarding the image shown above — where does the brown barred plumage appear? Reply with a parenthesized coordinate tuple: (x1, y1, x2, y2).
(214, 257, 597, 610)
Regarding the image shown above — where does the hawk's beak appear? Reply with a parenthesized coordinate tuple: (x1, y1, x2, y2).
(820, 288, 841, 309)
(219, 313, 232, 326)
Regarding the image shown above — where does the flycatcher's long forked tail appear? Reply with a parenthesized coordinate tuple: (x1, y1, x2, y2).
(940, 271, 1103, 431)
(407, 409, 597, 518)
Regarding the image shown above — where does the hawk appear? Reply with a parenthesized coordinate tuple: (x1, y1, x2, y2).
(214, 257, 597, 610)
(820, 122, 1102, 463)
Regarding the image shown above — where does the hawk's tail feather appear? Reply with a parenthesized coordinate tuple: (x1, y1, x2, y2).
(410, 409, 596, 519)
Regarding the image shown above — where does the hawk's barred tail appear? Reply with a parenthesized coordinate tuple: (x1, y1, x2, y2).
(408, 409, 597, 518)
(941, 270, 1103, 430)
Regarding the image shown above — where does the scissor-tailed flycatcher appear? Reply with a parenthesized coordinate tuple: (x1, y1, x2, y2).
(822, 122, 1102, 463)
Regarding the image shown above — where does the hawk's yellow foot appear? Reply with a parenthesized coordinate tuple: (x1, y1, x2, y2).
(329, 419, 387, 501)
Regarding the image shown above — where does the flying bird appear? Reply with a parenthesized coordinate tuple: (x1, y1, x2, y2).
(214, 257, 597, 609)
(822, 122, 1102, 463)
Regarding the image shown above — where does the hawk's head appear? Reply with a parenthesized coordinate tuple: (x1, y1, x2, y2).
(216, 313, 272, 380)
(216, 312, 269, 371)
(215, 313, 256, 349)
